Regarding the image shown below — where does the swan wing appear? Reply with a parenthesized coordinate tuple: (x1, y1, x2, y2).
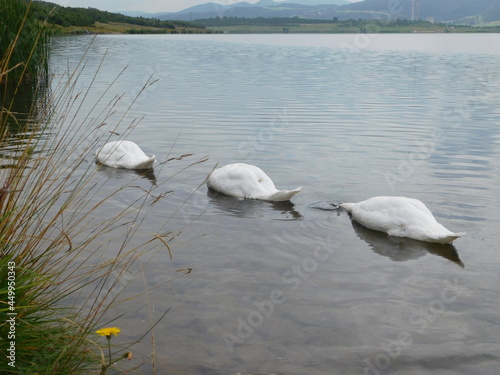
(207, 163, 300, 201)
(96, 141, 155, 169)
(341, 197, 464, 244)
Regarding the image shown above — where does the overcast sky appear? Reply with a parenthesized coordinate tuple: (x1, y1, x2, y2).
(51, 0, 361, 14)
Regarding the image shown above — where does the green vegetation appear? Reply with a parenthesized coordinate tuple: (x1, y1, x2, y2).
(1, 0, 50, 140)
(2, 1, 195, 373)
(6, 0, 495, 36)
(7, 1, 496, 36)
(1, 0, 496, 372)
(0, 0, 49, 85)
(32, 1, 211, 34)
(195, 16, 500, 33)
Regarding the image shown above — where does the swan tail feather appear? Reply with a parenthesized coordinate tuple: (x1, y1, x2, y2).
(134, 156, 156, 170)
(435, 232, 465, 244)
(267, 187, 302, 202)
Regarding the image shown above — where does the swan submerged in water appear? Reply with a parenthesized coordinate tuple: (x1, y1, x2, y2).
(340, 196, 464, 244)
(96, 141, 155, 170)
(207, 163, 302, 202)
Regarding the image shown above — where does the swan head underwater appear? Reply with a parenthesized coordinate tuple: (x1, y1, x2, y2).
(207, 163, 302, 202)
(340, 196, 465, 244)
(96, 141, 155, 170)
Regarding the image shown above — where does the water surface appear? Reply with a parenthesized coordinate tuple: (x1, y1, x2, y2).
(50, 34, 500, 375)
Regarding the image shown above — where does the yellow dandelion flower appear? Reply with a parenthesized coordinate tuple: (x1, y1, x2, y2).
(96, 327, 121, 337)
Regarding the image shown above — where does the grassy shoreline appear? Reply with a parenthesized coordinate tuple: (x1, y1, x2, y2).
(201, 21, 500, 34)
(53, 21, 500, 35)
(2, 1, 189, 373)
(51, 21, 215, 35)
(30, 1, 500, 35)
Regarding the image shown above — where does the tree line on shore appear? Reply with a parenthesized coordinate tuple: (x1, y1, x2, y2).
(33, 1, 200, 30)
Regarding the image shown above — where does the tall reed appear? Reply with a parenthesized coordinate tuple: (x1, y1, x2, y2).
(1, 0, 50, 137)
(1, 3, 198, 373)
(0, 0, 50, 84)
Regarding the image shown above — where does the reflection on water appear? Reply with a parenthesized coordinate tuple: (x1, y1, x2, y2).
(350, 220, 464, 267)
(207, 188, 303, 220)
(48, 34, 500, 375)
(95, 163, 158, 184)
(0, 80, 51, 168)
(310, 200, 464, 266)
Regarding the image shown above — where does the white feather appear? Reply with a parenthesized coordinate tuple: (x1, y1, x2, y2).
(96, 141, 155, 170)
(341, 196, 464, 244)
(207, 163, 301, 202)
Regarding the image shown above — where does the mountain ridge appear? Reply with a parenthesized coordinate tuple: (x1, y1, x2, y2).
(140, 0, 500, 25)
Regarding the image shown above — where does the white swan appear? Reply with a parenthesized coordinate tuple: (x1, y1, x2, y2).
(340, 196, 464, 244)
(96, 141, 155, 170)
(207, 163, 302, 202)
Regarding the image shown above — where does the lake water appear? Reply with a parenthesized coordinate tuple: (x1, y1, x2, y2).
(49, 34, 500, 374)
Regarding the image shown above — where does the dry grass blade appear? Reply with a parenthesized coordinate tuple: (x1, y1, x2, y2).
(1, 21, 203, 373)
(152, 233, 173, 260)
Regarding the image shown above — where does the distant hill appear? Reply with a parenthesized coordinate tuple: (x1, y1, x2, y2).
(290, 0, 349, 5)
(334, 0, 500, 24)
(34, 1, 204, 33)
(156, 1, 343, 21)
(157, 0, 500, 25)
